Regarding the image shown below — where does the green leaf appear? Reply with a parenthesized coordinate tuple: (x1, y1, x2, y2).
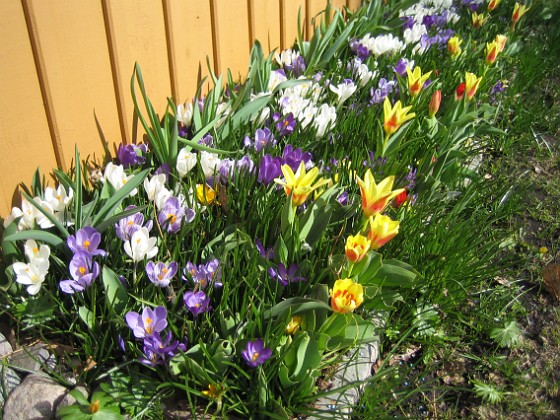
(264, 298, 332, 320)
(78, 306, 95, 330)
(369, 258, 419, 288)
(91, 168, 150, 227)
(102, 266, 127, 314)
(4, 230, 65, 248)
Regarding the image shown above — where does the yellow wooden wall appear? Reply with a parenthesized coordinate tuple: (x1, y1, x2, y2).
(0, 0, 362, 217)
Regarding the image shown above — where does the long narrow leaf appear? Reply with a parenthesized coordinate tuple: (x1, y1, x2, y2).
(4, 230, 66, 248)
(91, 168, 150, 227)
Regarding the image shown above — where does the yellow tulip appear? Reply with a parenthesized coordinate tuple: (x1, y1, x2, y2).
(488, 0, 501, 12)
(512, 3, 529, 28)
(447, 36, 463, 60)
(407, 66, 432, 97)
(485, 41, 499, 65)
(285, 316, 302, 335)
(330, 278, 364, 314)
(367, 213, 399, 250)
(495, 34, 507, 53)
(196, 184, 217, 205)
(274, 162, 330, 207)
(383, 97, 415, 137)
(465, 72, 483, 101)
(356, 169, 404, 218)
(345, 234, 371, 263)
(472, 11, 487, 28)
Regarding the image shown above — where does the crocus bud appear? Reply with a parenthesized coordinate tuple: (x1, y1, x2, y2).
(429, 90, 442, 118)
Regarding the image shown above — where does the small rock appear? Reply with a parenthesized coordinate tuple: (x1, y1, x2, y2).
(3, 374, 68, 420)
(9, 344, 56, 373)
(0, 365, 21, 406)
(0, 333, 12, 358)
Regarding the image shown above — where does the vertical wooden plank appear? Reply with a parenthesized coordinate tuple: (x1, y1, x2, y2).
(347, 0, 362, 12)
(249, 0, 281, 57)
(211, 0, 251, 83)
(307, 0, 329, 37)
(164, 0, 215, 102)
(103, 0, 172, 144)
(0, 0, 58, 215)
(281, 0, 306, 51)
(24, 0, 122, 168)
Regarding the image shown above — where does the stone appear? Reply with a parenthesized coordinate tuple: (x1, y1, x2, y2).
(2, 374, 69, 420)
(0, 365, 21, 406)
(0, 333, 12, 358)
(9, 343, 56, 373)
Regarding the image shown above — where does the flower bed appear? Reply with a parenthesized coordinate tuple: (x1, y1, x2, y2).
(0, 0, 530, 418)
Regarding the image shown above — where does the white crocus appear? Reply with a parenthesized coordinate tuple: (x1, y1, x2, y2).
(155, 187, 172, 210)
(329, 81, 357, 106)
(13, 261, 49, 295)
(199, 151, 222, 178)
(361, 33, 405, 56)
(313, 104, 337, 138)
(356, 63, 377, 87)
(176, 101, 193, 127)
(33, 198, 55, 229)
(124, 227, 158, 262)
(176, 148, 197, 178)
(267, 70, 287, 92)
(103, 163, 137, 196)
(4, 198, 36, 231)
(44, 185, 73, 212)
(274, 49, 300, 67)
(143, 173, 167, 202)
(24, 239, 50, 265)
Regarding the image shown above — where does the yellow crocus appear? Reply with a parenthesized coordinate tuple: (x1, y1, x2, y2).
(383, 97, 415, 137)
(465, 72, 483, 101)
(274, 162, 330, 207)
(407, 66, 432, 97)
(356, 169, 405, 218)
(367, 213, 399, 250)
(345, 234, 371, 263)
(447, 36, 463, 60)
(330, 278, 364, 314)
(196, 184, 217, 205)
(512, 3, 529, 28)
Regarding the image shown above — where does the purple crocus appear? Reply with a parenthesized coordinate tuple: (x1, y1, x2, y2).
(393, 58, 411, 77)
(67, 226, 107, 257)
(182, 259, 222, 288)
(257, 154, 283, 185)
(158, 196, 186, 233)
(146, 261, 178, 287)
(140, 331, 187, 366)
(59, 252, 100, 294)
(268, 263, 305, 287)
(125, 306, 168, 338)
(242, 339, 272, 367)
(255, 238, 274, 260)
(115, 206, 153, 241)
(183, 291, 211, 316)
(273, 112, 296, 137)
(282, 145, 313, 172)
(117, 143, 148, 168)
(254, 128, 276, 152)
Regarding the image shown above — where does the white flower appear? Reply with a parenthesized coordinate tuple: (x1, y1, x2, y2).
(355, 63, 377, 87)
(4, 198, 35, 230)
(274, 49, 300, 67)
(299, 104, 317, 129)
(33, 198, 55, 229)
(176, 101, 193, 127)
(124, 227, 158, 262)
(199, 151, 222, 178)
(24, 239, 50, 265)
(176, 148, 198, 178)
(103, 163, 137, 196)
(329, 81, 357, 106)
(313, 104, 337, 138)
(267, 70, 287, 92)
(13, 261, 48, 295)
(143, 174, 167, 202)
(404, 23, 427, 45)
(155, 187, 172, 210)
(361, 33, 405, 56)
(44, 185, 73, 212)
